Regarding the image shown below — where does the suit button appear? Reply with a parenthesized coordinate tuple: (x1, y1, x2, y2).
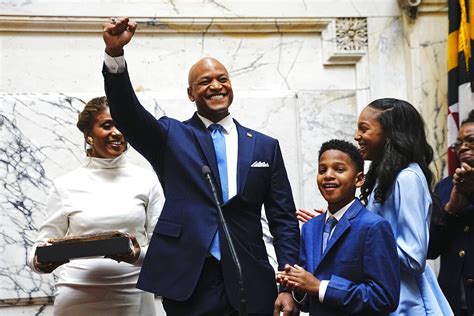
(459, 250, 466, 258)
(467, 279, 474, 286)
(465, 225, 470, 233)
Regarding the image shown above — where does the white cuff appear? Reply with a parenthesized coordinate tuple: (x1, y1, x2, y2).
(104, 52, 126, 73)
(319, 280, 329, 303)
(318, 280, 329, 303)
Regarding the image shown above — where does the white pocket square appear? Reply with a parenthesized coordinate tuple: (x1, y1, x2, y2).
(251, 161, 270, 167)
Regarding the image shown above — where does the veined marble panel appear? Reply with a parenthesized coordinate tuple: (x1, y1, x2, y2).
(367, 17, 408, 102)
(400, 14, 449, 180)
(296, 90, 359, 211)
(0, 91, 310, 304)
(1, 94, 101, 306)
(1, 31, 356, 94)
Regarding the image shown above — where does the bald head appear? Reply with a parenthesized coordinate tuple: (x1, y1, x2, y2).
(186, 57, 234, 122)
(188, 57, 228, 87)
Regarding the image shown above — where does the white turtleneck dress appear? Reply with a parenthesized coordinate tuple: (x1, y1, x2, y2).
(29, 154, 164, 316)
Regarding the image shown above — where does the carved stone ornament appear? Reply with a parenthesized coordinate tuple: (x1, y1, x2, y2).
(336, 18, 368, 51)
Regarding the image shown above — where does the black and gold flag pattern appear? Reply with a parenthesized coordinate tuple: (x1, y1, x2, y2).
(447, 0, 474, 175)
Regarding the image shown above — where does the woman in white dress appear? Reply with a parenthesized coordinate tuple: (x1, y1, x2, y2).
(29, 96, 164, 316)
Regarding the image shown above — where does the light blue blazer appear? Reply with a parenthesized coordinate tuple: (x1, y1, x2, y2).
(367, 163, 453, 315)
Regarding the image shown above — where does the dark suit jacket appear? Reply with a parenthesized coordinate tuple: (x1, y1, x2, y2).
(428, 176, 474, 316)
(103, 68, 300, 313)
(299, 199, 400, 315)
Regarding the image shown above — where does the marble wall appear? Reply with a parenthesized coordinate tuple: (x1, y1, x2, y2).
(0, 0, 449, 313)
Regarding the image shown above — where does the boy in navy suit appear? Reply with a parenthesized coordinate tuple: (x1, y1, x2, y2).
(277, 139, 400, 315)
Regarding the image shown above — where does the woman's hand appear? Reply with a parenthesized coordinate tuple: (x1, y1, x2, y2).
(296, 208, 323, 223)
(446, 163, 473, 214)
(453, 162, 474, 195)
(107, 233, 141, 264)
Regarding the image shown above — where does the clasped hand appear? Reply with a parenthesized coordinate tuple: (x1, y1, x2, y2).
(446, 163, 474, 214)
(276, 264, 320, 296)
(453, 162, 474, 194)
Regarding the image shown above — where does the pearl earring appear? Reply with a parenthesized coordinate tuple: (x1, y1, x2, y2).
(87, 136, 94, 145)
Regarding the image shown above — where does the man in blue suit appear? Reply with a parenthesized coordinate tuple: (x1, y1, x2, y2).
(277, 139, 399, 315)
(102, 17, 300, 315)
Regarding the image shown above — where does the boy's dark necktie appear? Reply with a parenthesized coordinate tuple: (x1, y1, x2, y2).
(322, 216, 338, 253)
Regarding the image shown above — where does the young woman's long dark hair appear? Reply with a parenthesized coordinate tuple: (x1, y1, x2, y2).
(359, 98, 434, 204)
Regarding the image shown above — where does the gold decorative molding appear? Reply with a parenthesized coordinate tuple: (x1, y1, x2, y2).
(0, 16, 331, 34)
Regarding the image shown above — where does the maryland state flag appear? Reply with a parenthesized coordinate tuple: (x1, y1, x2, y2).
(448, 0, 474, 175)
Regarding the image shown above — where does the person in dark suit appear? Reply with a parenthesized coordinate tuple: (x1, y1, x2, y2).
(277, 139, 400, 315)
(101, 17, 300, 316)
(428, 110, 474, 316)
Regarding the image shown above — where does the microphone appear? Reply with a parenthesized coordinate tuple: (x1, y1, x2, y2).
(201, 165, 247, 316)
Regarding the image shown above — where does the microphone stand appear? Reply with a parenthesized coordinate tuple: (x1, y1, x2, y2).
(202, 165, 247, 316)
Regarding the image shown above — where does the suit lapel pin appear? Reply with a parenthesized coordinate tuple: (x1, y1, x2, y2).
(246, 131, 253, 138)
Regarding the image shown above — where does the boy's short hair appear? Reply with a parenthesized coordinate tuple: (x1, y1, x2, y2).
(318, 139, 364, 173)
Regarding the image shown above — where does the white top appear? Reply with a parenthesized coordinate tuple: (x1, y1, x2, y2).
(28, 154, 164, 287)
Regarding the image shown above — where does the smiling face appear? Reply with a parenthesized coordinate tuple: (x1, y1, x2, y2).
(457, 122, 474, 166)
(317, 149, 364, 212)
(87, 108, 127, 158)
(187, 57, 233, 122)
(354, 106, 385, 162)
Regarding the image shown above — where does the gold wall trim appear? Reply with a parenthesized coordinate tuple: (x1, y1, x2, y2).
(0, 16, 331, 34)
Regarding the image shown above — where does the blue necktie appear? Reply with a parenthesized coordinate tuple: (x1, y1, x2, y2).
(208, 123, 228, 260)
(322, 216, 338, 253)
